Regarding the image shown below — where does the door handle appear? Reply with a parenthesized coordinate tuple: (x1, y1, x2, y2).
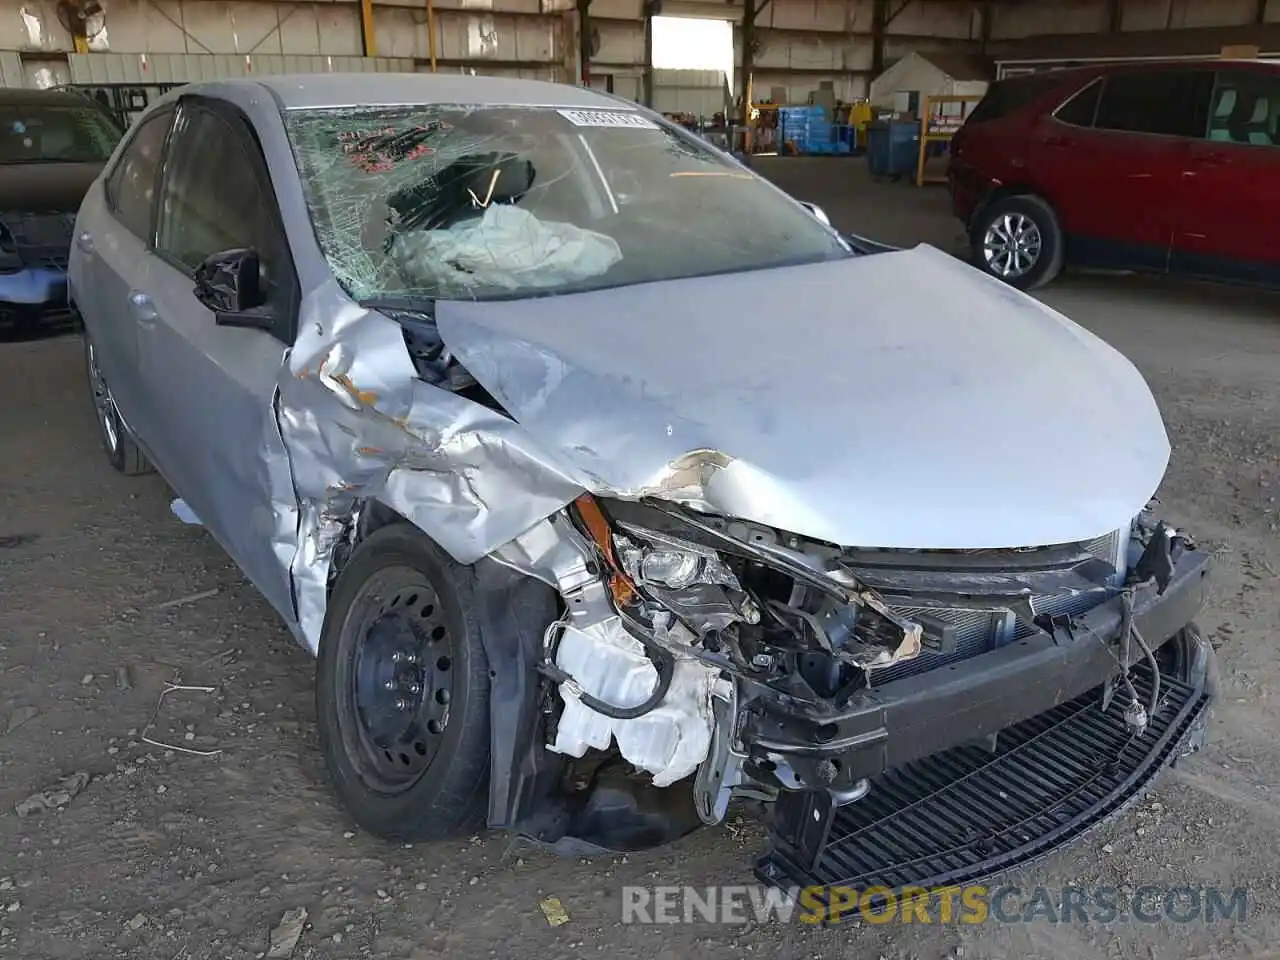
(1043, 135, 1075, 148)
(76, 231, 94, 253)
(1191, 152, 1230, 166)
(128, 290, 157, 325)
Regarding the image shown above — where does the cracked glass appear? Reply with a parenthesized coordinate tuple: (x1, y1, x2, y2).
(284, 104, 851, 302)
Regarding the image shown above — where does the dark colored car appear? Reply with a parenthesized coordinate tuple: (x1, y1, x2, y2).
(949, 59, 1280, 290)
(0, 87, 122, 336)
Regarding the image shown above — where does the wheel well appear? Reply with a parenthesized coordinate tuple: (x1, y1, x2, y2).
(972, 185, 1045, 230)
(357, 498, 406, 541)
(325, 498, 413, 593)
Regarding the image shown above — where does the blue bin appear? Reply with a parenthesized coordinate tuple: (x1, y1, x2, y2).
(866, 120, 919, 178)
(779, 106, 833, 154)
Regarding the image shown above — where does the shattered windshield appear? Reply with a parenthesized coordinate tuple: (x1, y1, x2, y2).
(285, 104, 850, 300)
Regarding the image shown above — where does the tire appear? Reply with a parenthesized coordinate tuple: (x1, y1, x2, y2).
(83, 334, 152, 476)
(970, 194, 1064, 291)
(316, 522, 492, 841)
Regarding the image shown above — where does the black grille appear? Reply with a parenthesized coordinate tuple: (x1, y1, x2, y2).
(873, 605, 1001, 684)
(873, 530, 1126, 681)
(756, 666, 1207, 898)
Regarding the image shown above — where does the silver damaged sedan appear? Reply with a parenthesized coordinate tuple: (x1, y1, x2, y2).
(71, 74, 1217, 888)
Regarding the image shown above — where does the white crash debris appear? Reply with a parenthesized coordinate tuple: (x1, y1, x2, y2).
(548, 614, 728, 787)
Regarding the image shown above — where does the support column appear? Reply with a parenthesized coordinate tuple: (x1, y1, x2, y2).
(360, 0, 377, 57)
(1108, 0, 1123, 33)
(643, 0, 659, 106)
(577, 0, 592, 86)
(426, 0, 438, 71)
(871, 0, 887, 77)
(740, 0, 758, 117)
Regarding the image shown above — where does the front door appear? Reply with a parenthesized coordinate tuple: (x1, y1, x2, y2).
(74, 105, 173, 440)
(1027, 67, 1213, 272)
(1172, 68, 1280, 285)
(137, 97, 300, 624)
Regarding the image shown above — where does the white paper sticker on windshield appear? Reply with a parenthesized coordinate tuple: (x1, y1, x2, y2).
(557, 109, 658, 130)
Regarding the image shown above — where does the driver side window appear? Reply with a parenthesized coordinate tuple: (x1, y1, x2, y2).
(156, 103, 283, 303)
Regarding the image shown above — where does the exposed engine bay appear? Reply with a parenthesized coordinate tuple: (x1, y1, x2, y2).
(433, 487, 1195, 854)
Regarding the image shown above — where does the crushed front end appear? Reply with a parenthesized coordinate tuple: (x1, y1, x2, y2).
(494, 495, 1216, 886)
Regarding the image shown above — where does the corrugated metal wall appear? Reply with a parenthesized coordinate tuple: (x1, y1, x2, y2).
(651, 68, 728, 115)
(66, 53, 416, 84)
(0, 0, 573, 88)
(3, 0, 1273, 111)
(992, 0, 1280, 39)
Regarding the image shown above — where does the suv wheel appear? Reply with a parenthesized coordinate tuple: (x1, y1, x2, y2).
(971, 194, 1064, 291)
(315, 523, 492, 841)
(84, 335, 152, 476)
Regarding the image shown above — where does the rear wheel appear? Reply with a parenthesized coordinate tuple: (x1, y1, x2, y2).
(315, 523, 491, 841)
(84, 334, 152, 476)
(971, 194, 1064, 291)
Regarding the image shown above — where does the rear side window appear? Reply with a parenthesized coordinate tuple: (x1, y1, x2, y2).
(967, 75, 1065, 124)
(105, 107, 173, 241)
(1093, 70, 1214, 138)
(1054, 78, 1103, 127)
(1206, 70, 1280, 147)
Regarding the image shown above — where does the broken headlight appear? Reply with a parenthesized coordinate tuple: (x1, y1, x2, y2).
(613, 521, 741, 592)
(637, 549, 701, 588)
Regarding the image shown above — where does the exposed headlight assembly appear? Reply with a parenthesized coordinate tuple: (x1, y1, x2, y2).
(613, 521, 741, 592)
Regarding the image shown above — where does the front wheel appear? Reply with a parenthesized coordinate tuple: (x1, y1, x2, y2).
(971, 194, 1064, 291)
(84, 334, 152, 476)
(315, 523, 492, 841)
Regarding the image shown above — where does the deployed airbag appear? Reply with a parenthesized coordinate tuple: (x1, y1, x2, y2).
(391, 205, 622, 292)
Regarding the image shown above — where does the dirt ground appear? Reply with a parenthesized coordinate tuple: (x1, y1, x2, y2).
(1, 158, 1278, 960)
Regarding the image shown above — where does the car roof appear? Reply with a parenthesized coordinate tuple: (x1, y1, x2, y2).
(0, 86, 110, 108)
(182, 73, 627, 112)
(1001, 57, 1280, 86)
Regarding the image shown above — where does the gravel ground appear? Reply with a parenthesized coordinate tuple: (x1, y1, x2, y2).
(1, 158, 1277, 960)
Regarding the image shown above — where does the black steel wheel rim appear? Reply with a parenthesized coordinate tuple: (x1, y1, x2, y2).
(342, 567, 457, 794)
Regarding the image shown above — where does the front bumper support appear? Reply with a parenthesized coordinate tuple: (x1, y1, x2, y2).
(744, 548, 1213, 787)
(757, 646, 1213, 898)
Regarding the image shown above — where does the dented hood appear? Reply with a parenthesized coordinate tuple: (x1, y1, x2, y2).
(435, 244, 1170, 550)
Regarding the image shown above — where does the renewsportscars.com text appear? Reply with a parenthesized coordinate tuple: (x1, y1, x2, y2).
(620, 885, 1248, 925)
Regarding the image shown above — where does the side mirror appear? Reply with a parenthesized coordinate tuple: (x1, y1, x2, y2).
(798, 201, 832, 227)
(194, 248, 271, 330)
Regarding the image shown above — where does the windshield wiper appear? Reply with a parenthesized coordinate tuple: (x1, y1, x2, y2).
(359, 295, 436, 317)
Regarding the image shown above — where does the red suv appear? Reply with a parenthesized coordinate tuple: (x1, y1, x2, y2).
(949, 59, 1280, 290)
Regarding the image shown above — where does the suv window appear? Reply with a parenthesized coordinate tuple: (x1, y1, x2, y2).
(1094, 69, 1214, 138)
(156, 104, 284, 302)
(1207, 70, 1280, 147)
(105, 107, 173, 240)
(0, 102, 120, 164)
(967, 75, 1065, 124)
(1054, 78, 1102, 127)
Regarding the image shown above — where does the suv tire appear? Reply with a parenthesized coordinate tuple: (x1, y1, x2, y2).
(971, 194, 1064, 291)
